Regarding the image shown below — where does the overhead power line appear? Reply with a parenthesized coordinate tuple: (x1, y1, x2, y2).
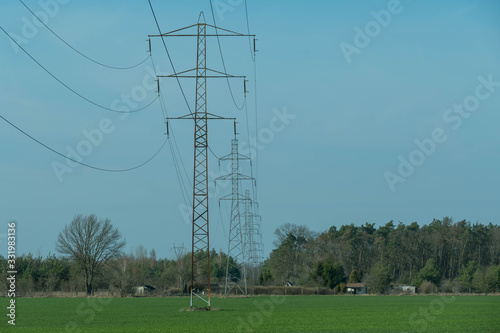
(148, 36, 192, 209)
(242, 0, 259, 197)
(244, 0, 256, 62)
(253, 56, 259, 195)
(150, 12, 253, 310)
(209, 0, 246, 111)
(158, 83, 192, 208)
(147, 0, 194, 116)
(148, 54, 192, 214)
(0, 114, 167, 172)
(208, 145, 220, 159)
(0, 26, 158, 114)
(17, 0, 151, 70)
(208, 0, 260, 198)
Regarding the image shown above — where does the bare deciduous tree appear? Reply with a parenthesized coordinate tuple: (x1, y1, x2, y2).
(172, 243, 189, 289)
(56, 214, 126, 296)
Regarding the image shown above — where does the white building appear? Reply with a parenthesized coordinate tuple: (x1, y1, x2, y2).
(346, 283, 367, 295)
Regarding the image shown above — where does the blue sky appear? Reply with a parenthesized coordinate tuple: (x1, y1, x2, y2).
(1, 0, 499, 259)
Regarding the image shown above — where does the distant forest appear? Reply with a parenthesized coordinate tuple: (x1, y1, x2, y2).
(1, 217, 499, 296)
(262, 218, 500, 294)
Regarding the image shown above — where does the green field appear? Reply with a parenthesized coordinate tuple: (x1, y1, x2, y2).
(1, 295, 499, 332)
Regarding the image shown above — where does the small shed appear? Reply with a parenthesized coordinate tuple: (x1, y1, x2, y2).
(134, 285, 156, 296)
(390, 283, 417, 294)
(401, 285, 417, 294)
(194, 283, 222, 295)
(346, 283, 367, 295)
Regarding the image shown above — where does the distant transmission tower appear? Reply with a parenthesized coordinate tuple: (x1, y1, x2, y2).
(243, 189, 264, 284)
(216, 136, 253, 295)
(149, 12, 255, 310)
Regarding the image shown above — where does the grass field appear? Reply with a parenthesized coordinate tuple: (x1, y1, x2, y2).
(1, 295, 499, 332)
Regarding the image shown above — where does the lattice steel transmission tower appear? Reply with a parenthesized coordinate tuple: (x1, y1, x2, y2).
(216, 136, 253, 295)
(243, 189, 264, 284)
(149, 12, 255, 310)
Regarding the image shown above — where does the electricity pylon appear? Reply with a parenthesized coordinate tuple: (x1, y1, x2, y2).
(243, 189, 264, 284)
(216, 136, 254, 296)
(149, 12, 255, 310)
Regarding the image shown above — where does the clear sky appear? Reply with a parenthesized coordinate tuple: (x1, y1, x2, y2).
(1, 0, 499, 259)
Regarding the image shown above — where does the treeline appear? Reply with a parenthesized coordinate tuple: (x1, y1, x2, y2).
(0, 246, 242, 296)
(260, 218, 500, 294)
(1, 217, 499, 296)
